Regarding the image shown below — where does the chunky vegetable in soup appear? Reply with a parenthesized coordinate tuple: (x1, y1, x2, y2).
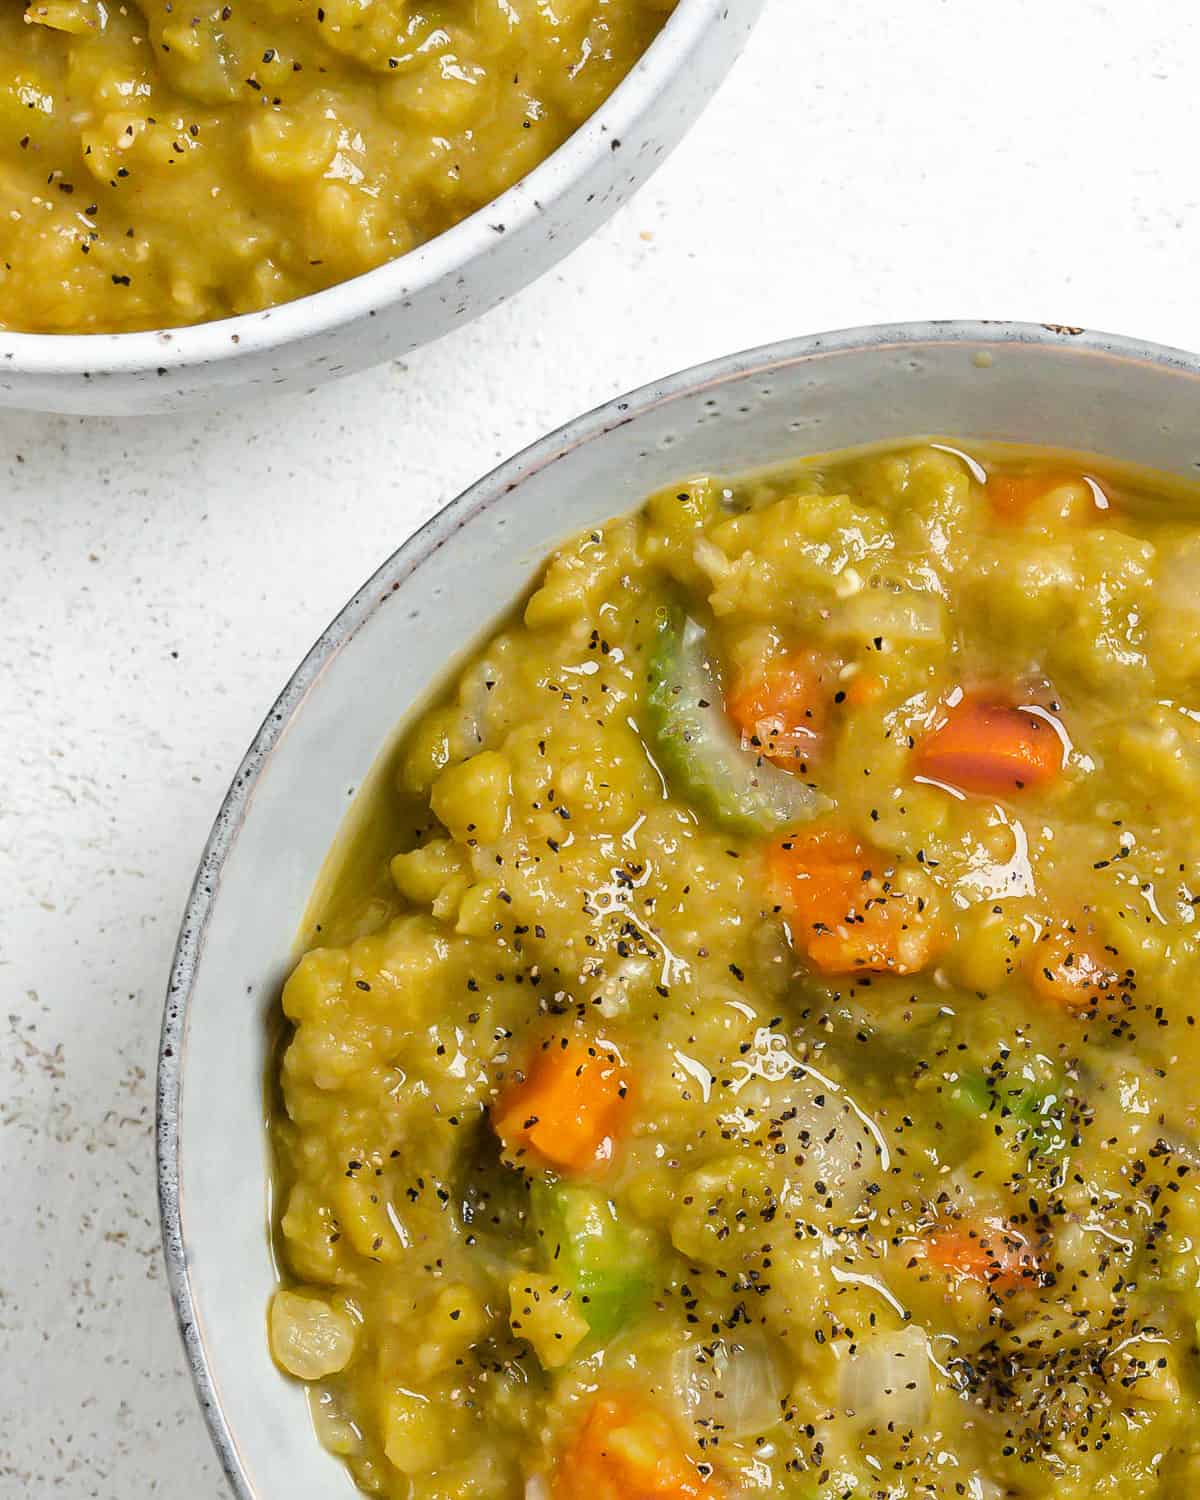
(0, 0, 673, 332)
(270, 441, 1200, 1500)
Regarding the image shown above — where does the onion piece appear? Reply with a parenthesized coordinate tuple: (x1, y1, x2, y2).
(671, 1329, 789, 1440)
(731, 1072, 877, 1227)
(839, 1325, 932, 1431)
(1156, 536, 1200, 613)
(836, 588, 946, 645)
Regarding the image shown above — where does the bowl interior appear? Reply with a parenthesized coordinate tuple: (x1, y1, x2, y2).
(160, 322, 1200, 1500)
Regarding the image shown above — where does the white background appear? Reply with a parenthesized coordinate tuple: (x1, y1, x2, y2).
(2, 0, 1197, 1491)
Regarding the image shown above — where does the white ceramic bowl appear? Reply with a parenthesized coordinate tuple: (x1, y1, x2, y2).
(158, 321, 1200, 1499)
(0, 0, 761, 417)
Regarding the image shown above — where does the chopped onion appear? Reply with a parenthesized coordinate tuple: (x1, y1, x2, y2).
(839, 1325, 932, 1431)
(782, 1090, 874, 1222)
(525, 1475, 550, 1500)
(457, 658, 497, 747)
(309, 1387, 364, 1458)
(734, 1073, 877, 1225)
(836, 588, 946, 645)
(1156, 536, 1200, 614)
(671, 1330, 789, 1440)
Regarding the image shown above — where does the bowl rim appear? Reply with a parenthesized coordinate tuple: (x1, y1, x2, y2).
(0, 0, 727, 377)
(157, 317, 1200, 1497)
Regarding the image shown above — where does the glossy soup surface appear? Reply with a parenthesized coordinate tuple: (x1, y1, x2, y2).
(1, 0, 673, 332)
(270, 441, 1200, 1500)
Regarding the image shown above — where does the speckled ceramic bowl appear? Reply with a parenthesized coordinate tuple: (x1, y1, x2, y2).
(158, 321, 1200, 1500)
(0, 0, 761, 417)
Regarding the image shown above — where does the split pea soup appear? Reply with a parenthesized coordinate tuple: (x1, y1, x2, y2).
(269, 439, 1200, 1500)
(1, 0, 674, 332)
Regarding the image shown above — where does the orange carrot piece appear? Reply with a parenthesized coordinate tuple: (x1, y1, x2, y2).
(925, 1220, 1038, 1292)
(769, 826, 943, 976)
(726, 655, 827, 770)
(555, 1394, 712, 1500)
(843, 670, 884, 708)
(914, 700, 1063, 796)
(1026, 924, 1124, 1014)
(986, 473, 1057, 519)
(986, 470, 1112, 522)
(492, 1038, 630, 1174)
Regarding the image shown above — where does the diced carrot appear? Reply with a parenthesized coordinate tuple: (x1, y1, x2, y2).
(555, 1394, 712, 1500)
(914, 699, 1063, 797)
(768, 825, 943, 976)
(1026, 924, 1125, 1014)
(924, 1220, 1038, 1292)
(986, 473, 1058, 519)
(492, 1038, 630, 1174)
(986, 470, 1112, 522)
(726, 655, 827, 770)
(843, 670, 884, 708)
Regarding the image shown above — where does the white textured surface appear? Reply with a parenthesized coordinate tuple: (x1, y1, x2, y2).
(1, 0, 1197, 1490)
